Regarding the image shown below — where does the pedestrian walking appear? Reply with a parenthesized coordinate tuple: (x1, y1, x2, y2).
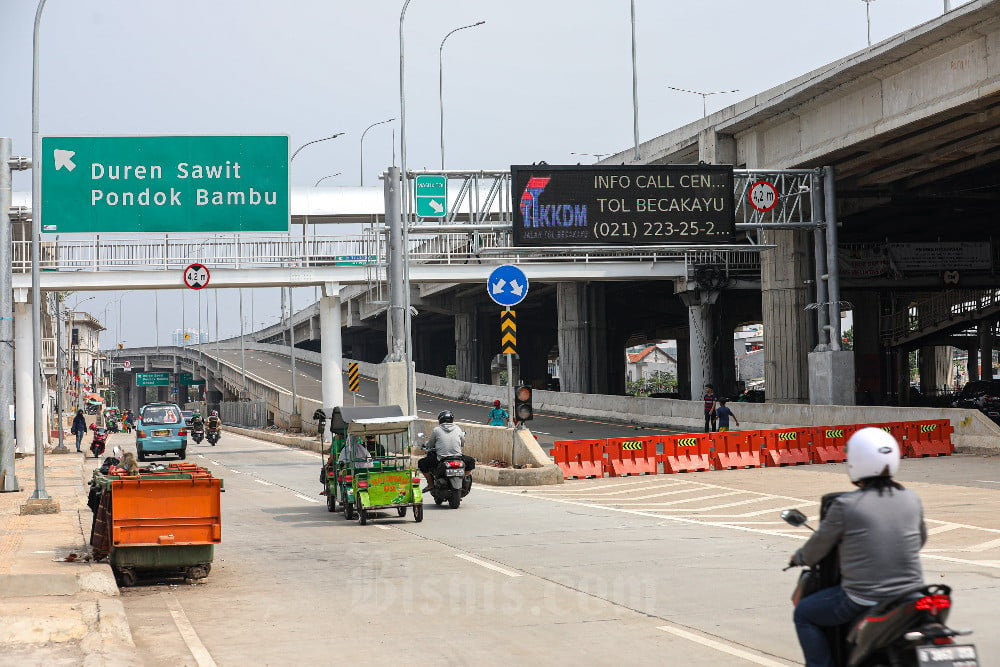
(702, 384, 717, 433)
(71, 409, 87, 453)
(714, 398, 740, 432)
(486, 400, 510, 427)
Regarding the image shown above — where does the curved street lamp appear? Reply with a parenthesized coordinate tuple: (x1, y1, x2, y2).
(290, 133, 345, 163)
(666, 86, 740, 119)
(439, 21, 485, 169)
(314, 173, 342, 187)
(570, 152, 611, 163)
(359, 119, 394, 186)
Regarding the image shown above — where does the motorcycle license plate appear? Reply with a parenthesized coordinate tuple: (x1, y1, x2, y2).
(153, 429, 170, 437)
(445, 469, 464, 477)
(915, 644, 979, 667)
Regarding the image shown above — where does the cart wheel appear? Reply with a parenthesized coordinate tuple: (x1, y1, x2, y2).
(396, 506, 407, 517)
(185, 565, 209, 580)
(344, 496, 356, 520)
(449, 489, 462, 509)
(326, 493, 336, 512)
(116, 568, 137, 588)
(358, 505, 368, 526)
(413, 504, 423, 523)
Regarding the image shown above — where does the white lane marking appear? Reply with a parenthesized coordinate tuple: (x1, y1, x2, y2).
(540, 480, 698, 497)
(197, 454, 206, 458)
(532, 430, 552, 435)
(455, 554, 522, 577)
(228, 469, 242, 474)
(927, 524, 963, 535)
(975, 480, 1000, 484)
(254, 479, 273, 487)
(208, 460, 220, 465)
(614, 491, 743, 505)
(375, 525, 391, 531)
(164, 593, 218, 667)
(296, 493, 321, 504)
(657, 625, 793, 666)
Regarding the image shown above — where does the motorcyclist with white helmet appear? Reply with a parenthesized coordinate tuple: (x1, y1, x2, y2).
(790, 427, 927, 667)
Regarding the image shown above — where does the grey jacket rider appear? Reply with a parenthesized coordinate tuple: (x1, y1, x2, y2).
(426, 423, 465, 458)
(793, 487, 927, 603)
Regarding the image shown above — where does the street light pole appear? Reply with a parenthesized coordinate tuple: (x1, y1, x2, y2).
(666, 86, 740, 118)
(29, 0, 50, 501)
(439, 21, 485, 170)
(359, 119, 394, 186)
(570, 152, 611, 163)
(400, 0, 416, 417)
(863, 0, 876, 46)
(289, 133, 345, 163)
(630, 0, 641, 161)
(314, 173, 342, 187)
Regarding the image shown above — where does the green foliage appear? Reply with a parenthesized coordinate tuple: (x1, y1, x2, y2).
(626, 370, 677, 397)
(445, 364, 457, 380)
(842, 327, 854, 351)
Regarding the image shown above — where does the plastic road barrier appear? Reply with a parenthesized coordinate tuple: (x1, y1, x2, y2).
(758, 428, 814, 467)
(712, 431, 762, 469)
(660, 434, 712, 473)
(605, 437, 658, 476)
(552, 439, 605, 479)
(904, 419, 954, 457)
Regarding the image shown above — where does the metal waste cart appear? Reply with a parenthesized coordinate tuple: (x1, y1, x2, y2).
(89, 462, 222, 586)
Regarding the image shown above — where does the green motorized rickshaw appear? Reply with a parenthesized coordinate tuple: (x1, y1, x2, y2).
(322, 405, 423, 525)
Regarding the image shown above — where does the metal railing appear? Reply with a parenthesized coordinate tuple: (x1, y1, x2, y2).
(41, 338, 56, 370)
(882, 289, 1000, 344)
(218, 400, 268, 429)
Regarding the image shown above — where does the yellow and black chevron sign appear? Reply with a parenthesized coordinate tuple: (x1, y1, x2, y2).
(677, 437, 698, 447)
(920, 424, 938, 433)
(621, 441, 643, 450)
(501, 309, 516, 355)
(778, 432, 797, 441)
(348, 362, 360, 392)
(825, 429, 844, 438)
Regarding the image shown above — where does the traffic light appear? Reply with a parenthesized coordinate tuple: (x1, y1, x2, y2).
(71, 328, 79, 345)
(514, 385, 533, 422)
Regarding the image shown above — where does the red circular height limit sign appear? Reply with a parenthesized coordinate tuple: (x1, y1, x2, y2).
(749, 180, 778, 212)
(183, 263, 211, 290)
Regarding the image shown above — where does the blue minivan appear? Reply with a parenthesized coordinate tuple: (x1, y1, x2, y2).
(136, 402, 188, 461)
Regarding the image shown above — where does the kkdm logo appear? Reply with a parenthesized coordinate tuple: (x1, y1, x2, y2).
(519, 176, 587, 228)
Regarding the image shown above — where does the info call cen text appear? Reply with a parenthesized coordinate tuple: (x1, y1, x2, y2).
(511, 165, 734, 247)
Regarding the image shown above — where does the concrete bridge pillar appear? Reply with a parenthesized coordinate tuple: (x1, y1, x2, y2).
(557, 283, 608, 394)
(919, 346, 953, 395)
(454, 302, 477, 383)
(968, 345, 980, 382)
(979, 322, 994, 381)
(14, 301, 32, 453)
(851, 292, 883, 403)
(761, 230, 811, 403)
(319, 285, 343, 421)
(679, 291, 717, 399)
(676, 336, 691, 399)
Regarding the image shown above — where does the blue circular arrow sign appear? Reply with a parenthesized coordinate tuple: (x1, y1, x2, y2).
(487, 264, 529, 307)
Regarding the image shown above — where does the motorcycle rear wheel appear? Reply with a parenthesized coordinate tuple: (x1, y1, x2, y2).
(449, 489, 462, 509)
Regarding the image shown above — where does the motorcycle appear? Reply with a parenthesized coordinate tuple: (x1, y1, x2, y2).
(782, 494, 977, 667)
(106, 419, 120, 434)
(206, 429, 219, 446)
(429, 455, 472, 509)
(191, 426, 205, 444)
(89, 426, 108, 459)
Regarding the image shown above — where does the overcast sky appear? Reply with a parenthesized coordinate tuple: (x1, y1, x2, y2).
(0, 0, 971, 348)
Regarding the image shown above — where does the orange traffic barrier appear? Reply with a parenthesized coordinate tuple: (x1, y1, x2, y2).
(711, 431, 761, 469)
(552, 439, 606, 479)
(812, 425, 855, 464)
(605, 437, 658, 476)
(758, 428, 814, 467)
(660, 434, 713, 473)
(904, 420, 954, 458)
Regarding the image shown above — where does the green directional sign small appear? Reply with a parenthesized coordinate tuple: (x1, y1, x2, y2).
(179, 372, 206, 386)
(135, 372, 170, 387)
(414, 174, 447, 218)
(41, 135, 289, 233)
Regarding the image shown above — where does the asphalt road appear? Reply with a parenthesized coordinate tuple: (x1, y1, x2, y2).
(102, 427, 1000, 666)
(211, 348, 680, 450)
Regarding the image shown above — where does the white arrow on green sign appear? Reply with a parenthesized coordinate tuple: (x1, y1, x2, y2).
(414, 174, 447, 218)
(41, 135, 290, 234)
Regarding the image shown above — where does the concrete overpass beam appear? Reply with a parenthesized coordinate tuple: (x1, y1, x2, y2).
(319, 285, 343, 421)
(698, 130, 736, 165)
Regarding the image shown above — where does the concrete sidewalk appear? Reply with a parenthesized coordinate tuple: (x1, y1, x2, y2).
(0, 450, 139, 666)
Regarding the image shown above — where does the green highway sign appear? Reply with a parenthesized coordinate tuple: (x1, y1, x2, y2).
(41, 135, 289, 233)
(135, 372, 170, 387)
(414, 175, 447, 218)
(179, 372, 206, 386)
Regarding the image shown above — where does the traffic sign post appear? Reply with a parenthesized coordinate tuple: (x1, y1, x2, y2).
(487, 264, 529, 307)
(41, 135, 289, 233)
(749, 180, 778, 212)
(348, 362, 360, 406)
(414, 175, 447, 218)
(183, 263, 211, 290)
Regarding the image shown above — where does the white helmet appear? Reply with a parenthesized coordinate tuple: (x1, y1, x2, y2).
(845, 427, 900, 482)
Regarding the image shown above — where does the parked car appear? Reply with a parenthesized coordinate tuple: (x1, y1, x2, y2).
(136, 402, 188, 461)
(952, 379, 1000, 423)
